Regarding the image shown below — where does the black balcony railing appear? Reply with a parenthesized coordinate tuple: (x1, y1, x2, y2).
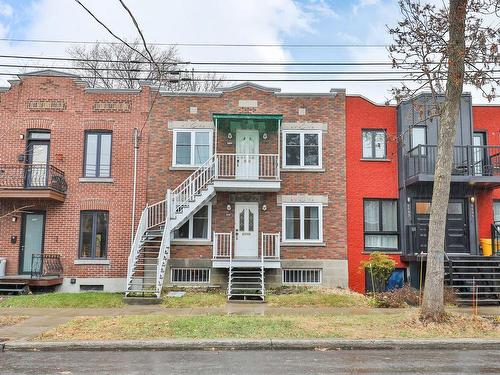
(404, 145, 500, 179)
(30, 254, 63, 279)
(0, 164, 67, 193)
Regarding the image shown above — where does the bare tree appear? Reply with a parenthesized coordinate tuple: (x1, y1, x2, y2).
(68, 41, 226, 91)
(389, 0, 499, 321)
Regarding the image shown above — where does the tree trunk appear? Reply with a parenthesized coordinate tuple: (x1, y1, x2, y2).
(421, 0, 467, 322)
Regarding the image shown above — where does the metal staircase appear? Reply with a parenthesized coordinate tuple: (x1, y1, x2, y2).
(445, 255, 500, 305)
(227, 249, 265, 302)
(126, 155, 217, 298)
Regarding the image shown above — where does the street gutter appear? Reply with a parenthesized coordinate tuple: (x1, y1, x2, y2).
(2, 339, 500, 352)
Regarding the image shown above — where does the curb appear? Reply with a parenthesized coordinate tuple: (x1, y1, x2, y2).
(2, 339, 500, 352)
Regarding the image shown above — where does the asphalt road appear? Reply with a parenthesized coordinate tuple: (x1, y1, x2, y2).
(1, 349, 499, 375)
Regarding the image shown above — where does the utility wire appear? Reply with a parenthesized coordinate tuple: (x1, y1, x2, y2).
(1, 72, 498, 82)
(0, 53, 495, 66)
(0, 63, 497, 75)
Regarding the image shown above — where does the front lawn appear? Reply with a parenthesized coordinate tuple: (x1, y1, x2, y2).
(36, 310, 500, 341)
(266, 287, 369, 308)
(0, 293, 125, 308)
(161, 290, 226, 307)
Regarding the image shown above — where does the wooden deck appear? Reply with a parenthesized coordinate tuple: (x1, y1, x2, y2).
(0, 275, 63, 287)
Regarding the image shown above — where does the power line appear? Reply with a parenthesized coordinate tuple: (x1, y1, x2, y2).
(0, 72, 498, 82)
(0, 63, 497, 76)
(0, 37, 391, 48)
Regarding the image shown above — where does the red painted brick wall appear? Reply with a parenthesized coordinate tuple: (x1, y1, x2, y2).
(345, 96, 403, 293)
(473, 105, 500, 241)
(0, 74, 150, 278)
(148, 86, 347, 261)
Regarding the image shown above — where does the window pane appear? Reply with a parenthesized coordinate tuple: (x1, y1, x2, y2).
(239, 209, 245, 231)
(85, 134, 98, 177)
(80, 213, 93, 258)
(364, 201, 380, 231)
(29, 132, 51, 140)
(95, 212, 108, 258)
(304, 206, 319, 240)
(248, 210, 254, 232)
(365, 234, 398, 249)
(192, 206, 208, 238)
(411, 127, 426, 148)
(494, 201, 500, 223)
(382, 200, 397, 232)
(447, 202, 463, 215)
(415, 201, 431, 215)
(99, 134, 112, 177)
(176, 132, 191, 165)
(174, 221, 189, 238)
(285, 206, 301, 240)
(362, 131, 373, 158)
(374, 131, 386, 158)
(285, 134, 300, 166)
(304, 134, 319, 166)
(194, 132, 210, 164)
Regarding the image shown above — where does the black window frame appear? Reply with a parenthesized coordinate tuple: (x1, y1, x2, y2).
(78, 210, 109, 259)
(361, 129, 387, 160)
(363, 198, 399, 252)
(83, 131, 113, 178)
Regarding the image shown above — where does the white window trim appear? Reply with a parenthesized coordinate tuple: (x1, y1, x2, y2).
(282, 269, 322, 285)
(282, 203, 323, 243)
(282, 130, 323, 169)
(172, 203, 212, 242)
(172, 129, 213, 167)
(170, 268, 211, 284)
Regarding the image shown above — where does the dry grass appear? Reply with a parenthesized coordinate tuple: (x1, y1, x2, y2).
(161, 290, 226, 307)
(0, 316, 27, 328)
(266, 286, 370, 307)
(35, 309, 500, 341)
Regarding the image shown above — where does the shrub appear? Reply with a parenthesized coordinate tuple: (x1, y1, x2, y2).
(361, 252, 396, 292)
(372, 285, 457, 308)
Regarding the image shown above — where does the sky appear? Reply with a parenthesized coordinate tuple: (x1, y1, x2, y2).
(0, 0, 496, 104)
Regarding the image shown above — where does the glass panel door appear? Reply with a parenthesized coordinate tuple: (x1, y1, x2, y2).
(20, 213, 45, 274)
(26, 142, 49, 187)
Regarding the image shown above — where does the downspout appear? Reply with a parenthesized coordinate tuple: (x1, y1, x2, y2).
(131, 127, 140, 246)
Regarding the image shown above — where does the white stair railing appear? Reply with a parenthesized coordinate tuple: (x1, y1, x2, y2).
(261, 232, 281, 259)
(155, 189, 172, 296)
(170, 154, 217, 217)
(213, 232, 233, 259)
(216, 154, 279, 180)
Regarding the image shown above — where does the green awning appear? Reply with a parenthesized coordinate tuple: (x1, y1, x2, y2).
(213, 114, 282, 134)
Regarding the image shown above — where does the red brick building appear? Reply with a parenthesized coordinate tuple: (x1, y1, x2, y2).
(0, 71, 150, 292)
(346, 93, 500, 303)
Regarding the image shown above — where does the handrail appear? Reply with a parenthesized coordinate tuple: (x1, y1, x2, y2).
(491, 223, 500, 255)
(156, 190, 172, 294)
(0, 163, 67, 193)
(31, 254, 63, 278)
(261, 232, 280, 259)
(127, 206, 148, 286)
(216, 153, 279, 180)
(444, 251, 453, 286)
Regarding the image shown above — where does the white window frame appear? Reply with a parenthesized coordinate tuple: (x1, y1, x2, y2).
(282, 269, 322, 285)
(170, 268, 211, 284)
(172, 129, 213, 167)
(282, 203, 323, 243)
(282, 130, 323, 169)
(173, 204, 212, 242)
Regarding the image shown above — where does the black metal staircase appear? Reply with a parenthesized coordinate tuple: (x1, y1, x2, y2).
(445, 255, 500, 305)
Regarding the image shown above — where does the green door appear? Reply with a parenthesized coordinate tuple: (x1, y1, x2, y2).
(20, 212, 45, 274)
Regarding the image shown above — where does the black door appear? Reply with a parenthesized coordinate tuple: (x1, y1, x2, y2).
(414, 199, 469, 254)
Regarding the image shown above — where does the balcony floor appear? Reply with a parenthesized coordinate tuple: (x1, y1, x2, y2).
(213, 179, 281, 192)
(405, 174, 500, 188)
(212, 258, 281, 269)
(0, 188, 66, 202)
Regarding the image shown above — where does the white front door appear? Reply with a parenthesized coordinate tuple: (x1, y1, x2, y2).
(236, 130, 259, 179)
(234, 202, 259, 257)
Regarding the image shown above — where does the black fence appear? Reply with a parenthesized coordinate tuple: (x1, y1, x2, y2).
(0, 164, 67, 193)
(30, 254, 63, 279)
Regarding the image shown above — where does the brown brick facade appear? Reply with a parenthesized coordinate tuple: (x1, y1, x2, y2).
(147, 85, 347, 263)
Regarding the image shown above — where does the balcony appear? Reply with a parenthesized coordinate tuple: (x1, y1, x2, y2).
(212, 232, 281, 268)
(213, 153, 280, 192)
(0, 164, 67, 202)
(403, 145, 500, 188)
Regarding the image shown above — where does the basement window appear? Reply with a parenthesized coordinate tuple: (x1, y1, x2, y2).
(79, 284, 104, 291)
(282, 269, 322, 285)
(171, 268, 210, 283)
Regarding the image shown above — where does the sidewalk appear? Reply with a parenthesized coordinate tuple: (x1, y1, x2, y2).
(0, 304, 498, 342)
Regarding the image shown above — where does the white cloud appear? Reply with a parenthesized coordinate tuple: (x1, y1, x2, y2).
(0, 1, 13, 18)
(352, 0, 380, 15)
